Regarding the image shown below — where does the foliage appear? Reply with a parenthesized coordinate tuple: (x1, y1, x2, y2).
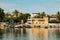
(1, 8, 60, 23)
(33, 12, 46, 18)
(47, 14, 50, 21)
(56, 11, 60, 21)
(12, 10, 19, 17)
(0, 8, 5, 21)
(41, 12, 46, 17)
(20, 13, 31, 23)
(3, 17, 11, 22)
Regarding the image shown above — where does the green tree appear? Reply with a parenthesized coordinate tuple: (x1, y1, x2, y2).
(12, 10, 19, 17)
(33, 12, 46, 18)
(47, 14, 50, 21)
(12, 10, 21, 22)
(0, 8, 5, 21)
(56, 11, 60, 21)
(5, 12, 11, 17)
(20, 13, 31, 23)
(3, 12, 12, 22)
(41, 12, 46, 17)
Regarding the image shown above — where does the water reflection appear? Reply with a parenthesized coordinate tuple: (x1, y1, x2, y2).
(55, 28, 60, 40)
(48, 28, 60, 40)
(0, 28, 60, 40)
(0, 30, 4, 40)
(32, 28, 48, 40)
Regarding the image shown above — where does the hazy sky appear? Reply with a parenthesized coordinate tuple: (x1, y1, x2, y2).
(0, 0, 60, 14)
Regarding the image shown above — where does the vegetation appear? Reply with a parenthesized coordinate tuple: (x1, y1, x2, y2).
(56, 11, 60, 21)
(0, 8, 5, 22)
(33, 12, 46, 18)
(0, 8, 60, 23)
(12, 10, 19, 17)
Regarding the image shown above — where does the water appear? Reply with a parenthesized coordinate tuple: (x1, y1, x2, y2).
(0, 28, 60, 40)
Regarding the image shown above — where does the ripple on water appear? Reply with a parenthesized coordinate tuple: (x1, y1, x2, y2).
(0, 28, 60, 40)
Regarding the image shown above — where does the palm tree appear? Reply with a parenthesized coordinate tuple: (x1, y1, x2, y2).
(12, 10, 19, 17)
(5, 12, 11, 17)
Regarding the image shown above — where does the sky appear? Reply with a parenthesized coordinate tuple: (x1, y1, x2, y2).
(0, 0, 60, 14)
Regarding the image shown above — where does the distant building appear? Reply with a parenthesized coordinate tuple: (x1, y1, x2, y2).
(49, 15, 57, 21)
(26, 17, 48, 28)
(50, 17, 57, 21)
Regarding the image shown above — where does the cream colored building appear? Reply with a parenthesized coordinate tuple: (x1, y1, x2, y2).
(26, 17, 48, 28)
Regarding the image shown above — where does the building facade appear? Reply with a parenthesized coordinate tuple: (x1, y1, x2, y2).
(26, 17, 48, 28)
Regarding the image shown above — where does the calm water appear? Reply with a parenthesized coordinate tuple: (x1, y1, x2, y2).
(0, 28, 60, 40)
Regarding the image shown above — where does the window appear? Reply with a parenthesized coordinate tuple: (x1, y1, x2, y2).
(32, 20, 35, 21)
(36, 22, 38, 24)
(39, 22, 41, 24)
(42, 22, 44, 24)
(38, 20, 45, 21)
(28, 23, 31, 24)
(28, 20, 31, 21)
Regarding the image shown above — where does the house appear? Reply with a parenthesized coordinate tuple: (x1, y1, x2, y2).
(49, 15, 57, 21)
(26, 17, 48, 28)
